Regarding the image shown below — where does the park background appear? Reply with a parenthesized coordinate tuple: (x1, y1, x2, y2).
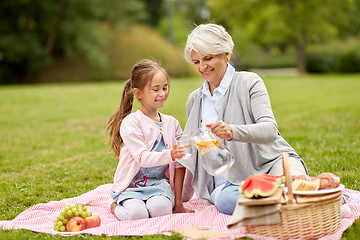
(1, 0, 360, 83)
(1, 0, 360, 239)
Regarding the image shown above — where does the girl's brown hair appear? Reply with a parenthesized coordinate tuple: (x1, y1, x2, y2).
(105, 59, 169, 157)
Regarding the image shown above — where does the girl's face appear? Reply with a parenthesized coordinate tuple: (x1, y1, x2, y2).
(136, 71, 169, 115)
(190, 51, 229, 92)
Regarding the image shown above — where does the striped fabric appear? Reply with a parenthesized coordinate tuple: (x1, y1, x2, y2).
(0, 184, 359, 239)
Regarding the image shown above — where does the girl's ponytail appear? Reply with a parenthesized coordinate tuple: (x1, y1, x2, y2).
(106, 59, 169, 158)
(106, 79, 133, 157)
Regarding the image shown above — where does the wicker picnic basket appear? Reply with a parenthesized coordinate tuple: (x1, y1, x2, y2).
(244, 153, 342, 239)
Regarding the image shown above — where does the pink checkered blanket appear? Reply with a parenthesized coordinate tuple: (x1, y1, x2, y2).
(0, 184, 359, 239)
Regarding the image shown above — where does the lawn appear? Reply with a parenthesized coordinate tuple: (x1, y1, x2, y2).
(0, 74, 359, 239)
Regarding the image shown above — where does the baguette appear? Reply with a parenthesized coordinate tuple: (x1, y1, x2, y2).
(292, 179, 320, 191)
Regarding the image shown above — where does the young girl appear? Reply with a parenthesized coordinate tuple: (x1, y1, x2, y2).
(105, 59, 193, 221)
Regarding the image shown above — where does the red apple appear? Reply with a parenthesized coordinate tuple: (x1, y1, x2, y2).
(85, 213, 101, 229)
(66, 216, 87, 232)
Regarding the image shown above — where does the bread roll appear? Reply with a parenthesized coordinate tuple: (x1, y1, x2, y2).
(317, 172, 340, 190)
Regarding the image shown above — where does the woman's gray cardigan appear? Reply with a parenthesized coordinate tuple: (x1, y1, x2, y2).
(178, 71, 307, 204)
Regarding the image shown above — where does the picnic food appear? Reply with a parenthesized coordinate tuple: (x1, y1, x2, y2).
(84, 213, 101, 229)
(53, 204, 100, 232)
(291, 172, 340, 191)
(317, 172, 340, 189)
(292, 178, 320, 191)
(66, 216, 87, 232)
(239, 174, 283, 198)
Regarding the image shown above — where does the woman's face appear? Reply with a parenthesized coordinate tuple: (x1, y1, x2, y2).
(190, 51, 229, 90)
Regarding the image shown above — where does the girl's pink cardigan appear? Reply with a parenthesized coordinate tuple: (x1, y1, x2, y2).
(112, 110, 193, 201)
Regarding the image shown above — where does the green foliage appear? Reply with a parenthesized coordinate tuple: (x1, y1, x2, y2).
(139, 0, 164, 27)
(306, 37, 360, 73)
(335, 48, 360, 73)
(9, 24, 194, 83)
(207, 0, 357, 73)
(0, 0, 208, 84)
(208, 0, 353, 46)
(105, 24, 194, 79)
(237, 44, 296, 70)
(338, 0, 360, 38)
(1, 75, 360, 239)
(156, 0, 210, 47)
(306, 51, 338, 73)
(0, 0, 147, 83)
(0, 33, 52, 83)
(157, 10, 190, 47)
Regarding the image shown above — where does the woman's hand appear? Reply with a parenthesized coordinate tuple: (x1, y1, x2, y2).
(206, 121, 233, 141)
(171, 144, 185, 160)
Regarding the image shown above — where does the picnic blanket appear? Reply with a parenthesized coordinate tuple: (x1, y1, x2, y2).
(0, 184, 359, 239)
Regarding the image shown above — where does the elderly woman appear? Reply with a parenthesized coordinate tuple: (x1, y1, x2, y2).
(178, 23, 308, 215)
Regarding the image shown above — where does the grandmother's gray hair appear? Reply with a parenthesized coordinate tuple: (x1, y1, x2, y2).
(184, 23, 234, 63)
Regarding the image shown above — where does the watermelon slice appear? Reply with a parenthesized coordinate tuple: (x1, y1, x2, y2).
(239, 174, 283, 198)
(239, 175, 254, 193)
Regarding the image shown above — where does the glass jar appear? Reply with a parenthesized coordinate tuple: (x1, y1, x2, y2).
(191, 128, 234, 176)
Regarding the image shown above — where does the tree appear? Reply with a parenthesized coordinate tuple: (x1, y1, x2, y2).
(0, 0, 146, 83)
(139, 0, 164, 27)
(157, 0, 210, 46)
(208, 0, 355, 74)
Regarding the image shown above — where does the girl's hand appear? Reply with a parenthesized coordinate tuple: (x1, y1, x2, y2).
(171, 144, 185, 160)
(206, 121, 233, 141)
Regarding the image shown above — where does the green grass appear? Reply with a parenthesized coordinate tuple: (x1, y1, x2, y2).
(0, 74, 360, 239)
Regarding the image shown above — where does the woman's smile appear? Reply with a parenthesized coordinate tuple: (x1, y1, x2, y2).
(201, 68, 214, 77)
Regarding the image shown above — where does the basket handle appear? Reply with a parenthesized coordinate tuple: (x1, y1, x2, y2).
(282, 153, 295, 204)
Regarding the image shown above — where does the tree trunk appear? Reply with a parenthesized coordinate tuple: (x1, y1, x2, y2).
(286, 0, 307, 75)
(292, 38, 307, 75)
(45, 0, 67, 55)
